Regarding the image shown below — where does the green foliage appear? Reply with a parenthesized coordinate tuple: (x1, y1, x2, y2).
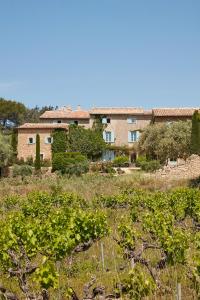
(136, 156, 161, 172)
(0, 191, 108, 296)
(191, 110, 200, 155)
(67, 125, 106, 159)
(113, 155, 129, 167)
(139, 160, 161, 172)
(34, 133, 41, 171)
(121, 267, 156, 300)
(139, 121, 192, 162)
(52, 129, 68, 154)
(0, 132, 13, 167)
(12, 164, 33, 177)
(11, 129, 18, 155)
(0, 97, 26, 127)
(52, 152, 89, 176)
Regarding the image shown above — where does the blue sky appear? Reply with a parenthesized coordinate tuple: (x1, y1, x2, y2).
(0, 0, 200, 109)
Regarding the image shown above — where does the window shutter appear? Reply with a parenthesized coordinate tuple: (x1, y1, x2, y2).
(103, 131, 106, 141)
(128, 131, 132, 142)
(111, 131, 115, 143)
(32, 137, 36, 144)
(127, 118, 132, 124)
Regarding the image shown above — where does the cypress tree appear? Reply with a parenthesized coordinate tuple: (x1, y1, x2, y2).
(35, 133, 41, 171)
(191, 110, 200, 155)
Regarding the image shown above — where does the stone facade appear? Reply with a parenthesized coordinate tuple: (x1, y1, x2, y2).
(90, 112, 151, 147)
(17, 124, 68, 161)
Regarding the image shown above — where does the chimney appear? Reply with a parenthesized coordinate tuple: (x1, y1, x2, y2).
(66, 105, 72, 111)
(77, 105, 81, 111)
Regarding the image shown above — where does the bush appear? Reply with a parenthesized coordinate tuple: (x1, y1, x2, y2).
(13, 164, 33, 178)
(113, 156, 129, 167)
(90, 162, 116, 174)
(52, 152, 89, 176)
(139, 160, 161, 172)
(41, 159, 51, 167)
(135, 155, 147, 167)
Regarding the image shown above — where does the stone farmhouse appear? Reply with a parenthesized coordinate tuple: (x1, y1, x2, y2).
(17, 106, 198, 162)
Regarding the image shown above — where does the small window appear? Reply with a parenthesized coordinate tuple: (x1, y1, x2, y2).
(105, 131, 112, 142)
(28, 137, 35, 144)
(102, 117, 110, 124)
(127, 117, 137, 124)
(45, 137, 53, 144)
(40, 154, 44, 161)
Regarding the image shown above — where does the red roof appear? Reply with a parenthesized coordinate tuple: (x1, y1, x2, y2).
(89, 107, 151, 115)
(40, 109, 90, 119)
(18, 123, 68, 129)
(153, 108, 199, 117)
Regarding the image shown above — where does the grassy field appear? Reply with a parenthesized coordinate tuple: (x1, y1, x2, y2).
(0, 172, 198, 300)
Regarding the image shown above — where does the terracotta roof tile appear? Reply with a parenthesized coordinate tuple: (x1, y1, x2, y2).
(89, 107, 150, 115)
(153, 108, 199, 117)
(40, 110, 90, 119)
(18, 123, 68, 129)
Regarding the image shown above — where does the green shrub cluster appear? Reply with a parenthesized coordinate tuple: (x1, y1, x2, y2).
(12, 164, 33, 178)
(52, 152, 89, 176)
(113, 155, 130, 167)
(136, 156, 161, 172)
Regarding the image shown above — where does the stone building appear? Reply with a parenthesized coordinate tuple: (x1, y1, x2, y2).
(17, 123, 68, 161)
(40, 105, 90, 128)
(17, 106, 199, 162)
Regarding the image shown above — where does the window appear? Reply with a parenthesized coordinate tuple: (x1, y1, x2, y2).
(45, 137, 53, 144)
(28, 137, 35, 144)
(102, 117, 110, 124)
(40, 154, 44, 161)
(105, 131, 112, 142)
(103, 131, 114, 143)
(127, 117, 137, 124)
(128, 131, 140, 142)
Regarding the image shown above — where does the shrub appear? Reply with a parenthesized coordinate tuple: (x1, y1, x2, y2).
(135, 155, 147, 167)
(113, 156, 129, 167)
(139, 160, 161, 172)
(90, 162, 116, 174)
(26, 156, 34, 166)
(41, 159, 51, 167)
(52, 152, 89, 176)
(13, 164, 33, 178)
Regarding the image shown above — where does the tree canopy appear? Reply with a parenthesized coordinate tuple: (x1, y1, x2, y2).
(191, 110, 200, 155)
(67, 125, 106, 160)
(0, 98, 26, 127)
(138, 121, 192, 163)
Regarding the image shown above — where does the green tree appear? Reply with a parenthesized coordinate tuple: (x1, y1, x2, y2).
(67, 125, 106, 160)
(139, 121, 192, 163)
(0, 132, 13, 168)
(0, 97, 26, 127)
(52, 129, 68, 154)
(35, 134, 41, 171)
(191, 110, 200, 155)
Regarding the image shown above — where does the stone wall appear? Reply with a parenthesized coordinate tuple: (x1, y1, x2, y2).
(156, 155, 200, 179)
